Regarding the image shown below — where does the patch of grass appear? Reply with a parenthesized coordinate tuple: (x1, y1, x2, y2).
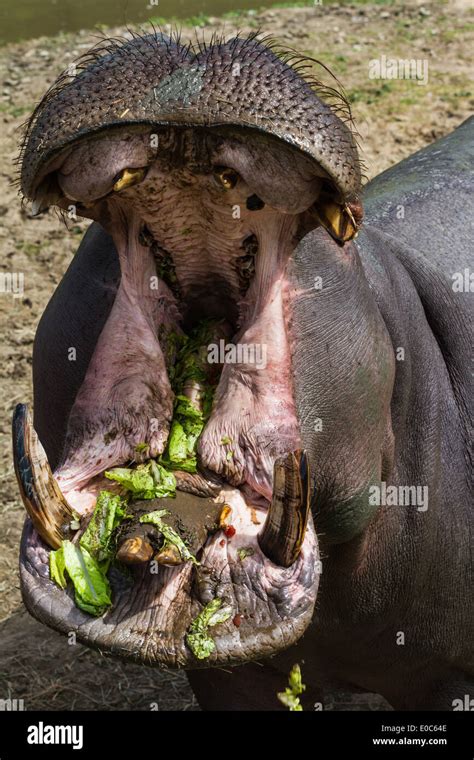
(146, 16, 168, 27)
(270, 0, 396, 5)
(320, 52, 349, 74)
(331, 0, 396, 4)
(399, 96, 420, 106)
(348, 81, 394, 105)
(181, 13, 211, 28)
(456, 22, 474, 33)
(439, 89, 472, 106)
(148, 12, 210, 28)
(14, 241, 42, 256)
(0, 103, 32, 118)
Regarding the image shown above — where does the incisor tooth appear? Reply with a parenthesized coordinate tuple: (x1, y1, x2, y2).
(116, 536, 154, 564)
(155, 544, 183, 566)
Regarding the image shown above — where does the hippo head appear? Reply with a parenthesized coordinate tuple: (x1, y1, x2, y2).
(15, 33, 392, 669)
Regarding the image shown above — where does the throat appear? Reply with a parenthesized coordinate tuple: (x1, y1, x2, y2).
(54, 186, 301, 514)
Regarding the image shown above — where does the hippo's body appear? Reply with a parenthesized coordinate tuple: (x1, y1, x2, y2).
(190, 117, 474, 710)
(14, 33, 472, 710)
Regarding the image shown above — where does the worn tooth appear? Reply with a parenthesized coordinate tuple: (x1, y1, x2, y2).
(194, 566, 217, 605)
(155, 545, 183, 566)
(12, 404, 74, 549)
(258, 450, 310, 568)
(314, 200, 357, 243)
(113, 167, 146, 192)
(219, 504, 233, 529)
(116, 536, 154, 565)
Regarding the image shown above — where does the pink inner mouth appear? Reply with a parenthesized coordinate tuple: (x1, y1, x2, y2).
(52, 130, 309, 516)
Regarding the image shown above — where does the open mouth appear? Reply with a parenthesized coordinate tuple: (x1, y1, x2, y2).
(14, 32, 362, 668)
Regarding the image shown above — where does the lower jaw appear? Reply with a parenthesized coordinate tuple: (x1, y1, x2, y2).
(18, 481, 320, 668)
(14, 398, 320, 667)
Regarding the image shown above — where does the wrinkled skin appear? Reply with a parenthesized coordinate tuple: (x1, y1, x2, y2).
(16, 31, 473, 708)
(189, 118, 474, 709)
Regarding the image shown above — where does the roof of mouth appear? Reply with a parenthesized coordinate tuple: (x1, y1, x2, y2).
(19, 30, 362, 203)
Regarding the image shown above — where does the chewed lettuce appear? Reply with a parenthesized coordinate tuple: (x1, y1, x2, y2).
(186, 598, 233, 660)
(139, 510, 199, 565)
(49, 489, 130, 616)
(49, 540, 112, 617)
(105, 460, 176, 499)
(160, 396, 206, 473)
(277, 664, 306, 711)
(79, 490, 129, 562)
(160, 322, 219, 472)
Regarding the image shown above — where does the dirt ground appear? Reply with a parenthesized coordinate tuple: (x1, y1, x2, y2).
(0, 0, 471, 711)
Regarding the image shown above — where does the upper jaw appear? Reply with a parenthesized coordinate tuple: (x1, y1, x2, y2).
(20, 33, 363, 206)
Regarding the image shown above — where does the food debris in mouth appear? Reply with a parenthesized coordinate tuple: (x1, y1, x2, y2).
(277, 664, 306, 711)
(139, 510, 200, 565)
(48, 320, 227, 616)
(49, 491, 127, 616)
(185, 598, 233, 660)
(237, 547, 254, 562)
(105, 460, 176, 500)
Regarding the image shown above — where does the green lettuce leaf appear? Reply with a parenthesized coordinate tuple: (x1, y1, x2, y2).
(139, 510, 199, 565)
(160, 396, 208, 473)
(79, 490, 128, 562)
(186, 598, 233, 660)
(49, 545, 67, 588)
(166, 420, 190, 462)
(277, 664, 306, 711)
(105, 461, 176, 499)
(50, 540, 112, 617)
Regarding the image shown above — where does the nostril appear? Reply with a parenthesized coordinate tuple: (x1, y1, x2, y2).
(246, 194, 265, 211)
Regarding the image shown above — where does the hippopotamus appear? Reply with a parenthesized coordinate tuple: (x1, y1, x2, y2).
(13, 31, 473, 711)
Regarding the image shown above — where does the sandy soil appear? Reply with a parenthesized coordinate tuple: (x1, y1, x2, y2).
(0, 0, 471, 710)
